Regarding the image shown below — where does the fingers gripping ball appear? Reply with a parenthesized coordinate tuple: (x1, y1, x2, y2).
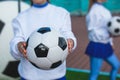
(107, 16, 120, 36)
(26, 27, 68, 70)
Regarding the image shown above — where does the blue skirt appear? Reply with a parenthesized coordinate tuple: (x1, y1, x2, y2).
(85, 41, 113, 59)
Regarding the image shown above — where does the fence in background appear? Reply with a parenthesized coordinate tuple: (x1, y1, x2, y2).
(23, 0, 120, 16)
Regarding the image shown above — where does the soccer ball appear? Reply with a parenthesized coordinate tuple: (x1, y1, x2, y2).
(0, 1, 30, 79)
(107, 16, 120, 36)
(26, 27, 68, 70)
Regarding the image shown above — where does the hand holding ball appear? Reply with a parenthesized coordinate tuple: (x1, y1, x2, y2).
(26, 27, 68, 70)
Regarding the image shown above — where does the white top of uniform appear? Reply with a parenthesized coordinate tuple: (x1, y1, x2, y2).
(86, 3, 113, 44)
(10, 3, 77, 80)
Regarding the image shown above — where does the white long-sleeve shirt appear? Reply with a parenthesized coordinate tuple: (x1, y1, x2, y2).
(10, 3, 77, 80)
(86, 3, 113, 44)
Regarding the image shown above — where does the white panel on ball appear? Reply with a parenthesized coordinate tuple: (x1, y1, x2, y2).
(0, 1, 30, 79)
(107, 16, 120, 36)
(26, 27, 68, 70)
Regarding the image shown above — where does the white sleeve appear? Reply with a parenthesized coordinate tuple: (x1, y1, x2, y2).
(10, 18, 25, 60)
(60, 12, 77, 50)
(86, 14, 96, 31)
(86, 13, 104, 31)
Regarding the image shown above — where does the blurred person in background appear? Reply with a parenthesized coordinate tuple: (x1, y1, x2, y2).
(85, 0, 120, 80)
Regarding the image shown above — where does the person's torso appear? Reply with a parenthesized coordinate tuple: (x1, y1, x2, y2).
(17, 4, 68, 41)
(86, 3, 112, 43)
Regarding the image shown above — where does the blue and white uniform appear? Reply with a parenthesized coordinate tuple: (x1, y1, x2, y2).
(85, 3, 119, 80)
(10, 3, 77, 80)
(85, 2, 113, 58)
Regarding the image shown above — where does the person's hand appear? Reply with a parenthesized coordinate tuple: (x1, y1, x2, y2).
(17, 42, 27, 58)
(67, 39, 74, 54)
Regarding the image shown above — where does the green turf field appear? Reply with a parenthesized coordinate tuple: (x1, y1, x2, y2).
(1, 68, 120, 80)
(66, 68, 120, 80)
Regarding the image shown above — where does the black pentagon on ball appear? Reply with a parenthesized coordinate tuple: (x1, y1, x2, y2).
(2, 61, 20, 78)
(26, 38, 29, 49)
(0, 20, 5, 34)
(34, 43, 49, 57)
(114, 28, 120, 33)
(58, 37, 67, 50)
(37, 27, 51, 34)
(50, 61, 62, 68)
(116, 18, 120, 23)
(107, 21, 111, 27)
